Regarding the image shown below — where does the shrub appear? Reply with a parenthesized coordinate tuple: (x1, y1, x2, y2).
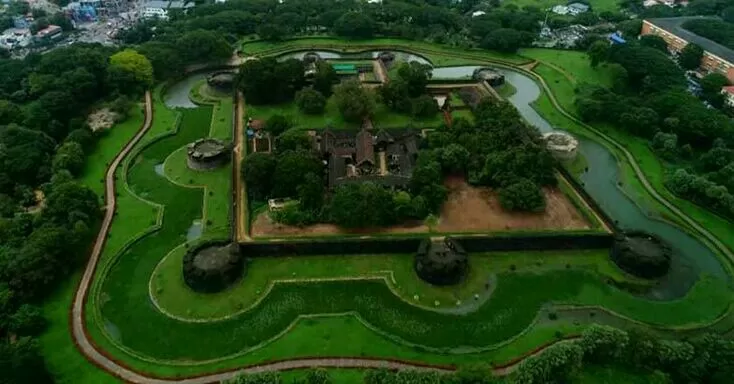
(579, 324, 629, 363)
(498, 178, 546, 212)
(513, 342, 583, 384)
(295, 87, 327, 115)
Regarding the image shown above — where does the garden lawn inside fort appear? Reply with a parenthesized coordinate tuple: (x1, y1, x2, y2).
(43, 39, 734, 383)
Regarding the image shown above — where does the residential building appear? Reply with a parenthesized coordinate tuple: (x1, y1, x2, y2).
(641, 17, 734, 82)
(721, 86, 734, 107)
(551, 5, 569, 15)
(35, 25, 63, 41)
(312, 128, 420, 189)
(567, 3, 590, 15)
(142, 0, 193, 20)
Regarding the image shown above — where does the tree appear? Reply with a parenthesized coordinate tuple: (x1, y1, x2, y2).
(8, 304, 46, 336)
(243, 153, 276, 200)
(275, 129, 311, 153)
(723, 6, 734, 23)
(579, 325, 629, 363)
(333, 79, 376, 123)
(272, 150, 322, 198)
(411, 94, 439, 118)
(264, 115, 292, 137)
(587, 40, 609, 68)
(514, 342, 583, 384)
(295, 88, 327, 115)
(312, 62, 338, 97)
(438, 144, 470, 174)
(334, 12, 375, 38)
(0, 338, 54, 384)
(0, 99, 22, 125)
(257, 24, 287, 41)
(107, 49, 154, 95)
(481, 28, 524, 53)
(52, 141, 85, 176)
(297, 173, 324, 212)
(396, 62, 432, 97)
(176, 29, 232, 64)
(679, 43, 704, 70)
(328, 183, 396, 228)
(498, 178, 546, 212)
(639, 35, 669, 53)
(138, 41, 185, 81)
(238, 57, 305, 104)
(700, 72, 729, 108)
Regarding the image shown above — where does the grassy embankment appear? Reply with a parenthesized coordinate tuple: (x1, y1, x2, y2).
(522, 49, 734, 256)
(39, 104, 151, 383)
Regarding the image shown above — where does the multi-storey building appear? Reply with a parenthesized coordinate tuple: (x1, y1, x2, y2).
(641, 17, 734, 82)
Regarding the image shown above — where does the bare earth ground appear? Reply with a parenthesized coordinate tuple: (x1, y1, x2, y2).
(251, 177, 589, 238)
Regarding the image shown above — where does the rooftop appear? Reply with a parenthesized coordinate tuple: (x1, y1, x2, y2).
(722, 85, 734, 95)
(646, 17, 734, 64)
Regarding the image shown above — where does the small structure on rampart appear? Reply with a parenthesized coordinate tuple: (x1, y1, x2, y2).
(186, 138, 232, 170)
(543, 131, 578, 160)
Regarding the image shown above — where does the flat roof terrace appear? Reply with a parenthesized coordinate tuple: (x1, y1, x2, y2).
(646, 17, 734, 64)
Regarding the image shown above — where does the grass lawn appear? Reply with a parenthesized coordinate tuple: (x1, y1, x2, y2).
(505, 0, 621, 13)
(151, 250, 644, 320)
(530, 63, 734, 257)
(496, 81, 517, 99)
(246, 95, 444, 130)
(240, 37, 531, 66)
(39, 102, 151, 384)
(520, 49, 615, 89)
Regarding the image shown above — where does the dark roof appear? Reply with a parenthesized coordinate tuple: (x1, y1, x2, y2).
(328, 154, 347, 188)
(355, 129, 374, 166)
(646, 17, 734, 64)
(375, 130, 394, 145)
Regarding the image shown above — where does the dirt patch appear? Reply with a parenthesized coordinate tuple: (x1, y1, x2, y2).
(437, 176, 589, 232)
(250, 177, 589, 238)
(251, 213, 428, 238)
(24, 190, 46, 214)
(87, 108, 120, 132)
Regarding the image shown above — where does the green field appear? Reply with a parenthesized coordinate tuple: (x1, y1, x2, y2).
(151, 250, 643, 320)
(247, 94, 445, 130)
(37, 40, 734, 384)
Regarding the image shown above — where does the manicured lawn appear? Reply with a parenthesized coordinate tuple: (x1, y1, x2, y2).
(39, 103, 150, 384)
(246, 96, 444, 130)
(240, 37, 532, 65)
(151, 250, 641, 320)
(521, 49, 615, 89)
(80, 105, 145, 197)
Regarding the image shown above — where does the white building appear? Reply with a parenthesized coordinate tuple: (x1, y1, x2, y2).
(567, 2, 590, 15)
(471, 10, 486, 17)
(143, 1, 193, 20)
(551, 5, 569, 15)
(721, 86, 734, 107)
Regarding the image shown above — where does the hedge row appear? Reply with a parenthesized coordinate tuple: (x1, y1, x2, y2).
(239, 233, 612, 257)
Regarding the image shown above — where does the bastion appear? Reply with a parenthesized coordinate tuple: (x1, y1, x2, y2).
(186, 138, 232, 170)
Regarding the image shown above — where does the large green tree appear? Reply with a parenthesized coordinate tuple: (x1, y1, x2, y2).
(679, 43, 704, 70)
(333, 79, 376, 123)
(107, 49, 154, 95)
